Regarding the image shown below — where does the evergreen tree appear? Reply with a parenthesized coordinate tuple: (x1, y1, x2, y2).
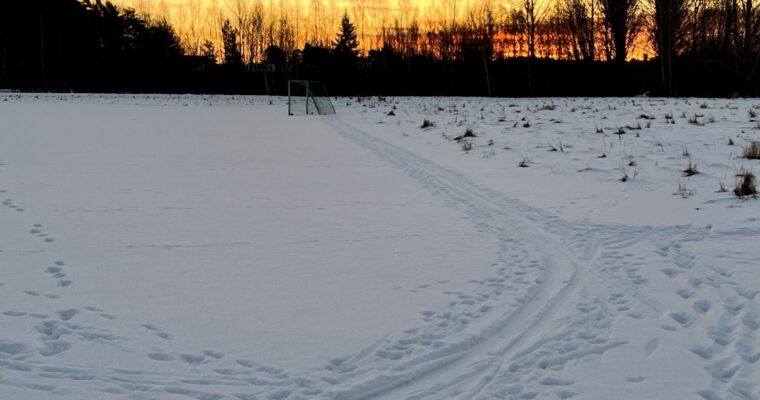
(201, 40, 216, 63)
(221, 19, 242, 66)
(333, 13, 358, 58)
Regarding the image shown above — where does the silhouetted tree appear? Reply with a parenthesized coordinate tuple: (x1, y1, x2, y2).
(201, 40, 216, 63)
(463, 5, 497, 95)
(601, 0, 639, 63)
(0, 0, 183, 91)
(652, 0, 688, 94)
(333, 13, 359, 58)
(561, 0, 596, 61)
(221, 19, 242, 67)
(525, 0, 545, 59)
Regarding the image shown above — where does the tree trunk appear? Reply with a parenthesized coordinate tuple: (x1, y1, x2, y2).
(482, 54, 492, 96)
(1, 17, 7, 84)
(38, 2, 47, 91)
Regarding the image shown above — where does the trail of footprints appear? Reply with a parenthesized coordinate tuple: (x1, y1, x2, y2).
(1, 179, 23, 213)
(594, 227, 760, 399)
(655, 234, 759, 400)
(2, 190, 239, 383)
(29, 223, 56, 243)
(44, 260, 71, 287)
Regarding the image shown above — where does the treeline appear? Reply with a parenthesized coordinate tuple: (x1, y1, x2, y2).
(1, 0, 759, 96)
(0, 0, 184, 92)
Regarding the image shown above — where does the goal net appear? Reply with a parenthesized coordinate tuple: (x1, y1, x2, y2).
(288, 80, 336, 115)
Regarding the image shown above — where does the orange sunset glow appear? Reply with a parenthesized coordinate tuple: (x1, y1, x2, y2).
(113, 0, 651, 61)
(112, 0, 652, 61)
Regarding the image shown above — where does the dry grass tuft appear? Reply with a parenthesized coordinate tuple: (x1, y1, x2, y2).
(734, 170, 758, 198)
(683, 159, 700, 177)
(454, 128, 477, 141)
(676, 181, 695, 198)
(742, 141, 760, 159)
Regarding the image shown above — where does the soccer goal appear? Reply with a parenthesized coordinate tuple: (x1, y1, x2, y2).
(287, 80, 336, 115)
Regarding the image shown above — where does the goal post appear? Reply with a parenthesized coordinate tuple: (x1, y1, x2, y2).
(287, 80, 336, 116)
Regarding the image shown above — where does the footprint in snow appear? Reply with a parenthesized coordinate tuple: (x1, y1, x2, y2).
(675, 288, 694, 299)
(539, 377, 574, 386)
(743, 312, 760, 331)
(202, 350, 224, 359)
(57, 309, 79, 321)
(3, 311, 27, 317)
(694, 299, 712, 314)
(141, 323, 173, 339)
(556, 390, 576, 399)
(180, 354, 206, 364)
(0, 340, 29, 355)
(644, 338, 660, 356)
(670, 312, 694, 327)
(148, 352, 174, 361)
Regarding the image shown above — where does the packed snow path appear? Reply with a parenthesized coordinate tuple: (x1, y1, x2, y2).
(323, 115, 759, 400)
(1, 94, 759, 400)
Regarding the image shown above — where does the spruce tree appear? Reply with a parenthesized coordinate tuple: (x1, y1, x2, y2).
(221, 19, 242, 66)
(333, 13, 358, 58)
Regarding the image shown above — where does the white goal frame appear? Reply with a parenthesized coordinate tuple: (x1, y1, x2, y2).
(287, 80, 336, 116)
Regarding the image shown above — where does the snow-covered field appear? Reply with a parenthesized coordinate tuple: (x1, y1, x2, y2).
(1, 93, 758, 400)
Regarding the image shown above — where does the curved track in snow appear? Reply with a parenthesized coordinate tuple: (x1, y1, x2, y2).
(323, 116, 593, 399)
(320, 115, 760, 400)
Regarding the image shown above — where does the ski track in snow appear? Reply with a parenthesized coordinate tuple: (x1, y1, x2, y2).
(322, 116, 758, 400)
(0, 94, 758, 399)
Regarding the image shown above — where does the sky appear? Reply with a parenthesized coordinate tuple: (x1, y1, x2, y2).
(112, 0, 478, 55)
(112, 0, 649, 60)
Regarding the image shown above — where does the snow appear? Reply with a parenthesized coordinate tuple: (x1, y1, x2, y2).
(1, 93, 759, 400)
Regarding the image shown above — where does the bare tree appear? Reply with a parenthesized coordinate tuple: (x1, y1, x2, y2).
(601, 0, 640, 62)
(427, 0, 460, 61)
(177, 0, 204, 55)
(309, 0, 327, 45)
(466, 1, 497, 94)
(733, 0, 760, 87)
(559, 0, 597, 60)
(650, 0, 689, 94)
(504, 8, 528, 57)
(524, 0, 545, 58)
